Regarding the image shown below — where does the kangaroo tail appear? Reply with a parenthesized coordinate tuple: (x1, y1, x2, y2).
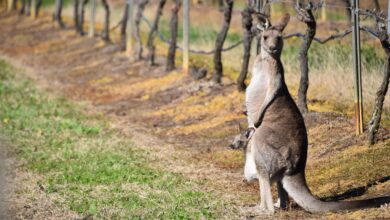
(282, 172, 390, 213)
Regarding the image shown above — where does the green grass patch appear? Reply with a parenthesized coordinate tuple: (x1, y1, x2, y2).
(158, 18, 241, 44)
(282, 38, 385, 72)
(0, 60, 230, 219)
(41, 0, 72, 7)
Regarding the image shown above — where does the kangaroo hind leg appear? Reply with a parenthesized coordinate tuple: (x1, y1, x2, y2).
(275, 181, 289, 210)
(258, 175, 275, 213)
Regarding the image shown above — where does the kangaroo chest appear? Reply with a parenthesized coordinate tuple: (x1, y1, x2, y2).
(246, 61, 270, 125)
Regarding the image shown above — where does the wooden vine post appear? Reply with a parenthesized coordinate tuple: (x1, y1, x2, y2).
(183, 0, 190, 75)
(88, 0, 97, 37)
(351, 0, 364, 135)
(7, 0, 12, 11)
(321, 0, 326, 22)
(31, 0, 36, 17)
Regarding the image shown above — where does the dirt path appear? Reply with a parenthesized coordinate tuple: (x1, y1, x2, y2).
(0, 136, 82, 219)
(1, 12, 389, 219)
(0, 136, 9, 219)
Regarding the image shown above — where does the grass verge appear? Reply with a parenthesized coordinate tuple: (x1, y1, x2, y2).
(0, 60, 232, 219)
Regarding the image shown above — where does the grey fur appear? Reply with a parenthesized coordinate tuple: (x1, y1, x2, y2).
(243, 13, 390, 213)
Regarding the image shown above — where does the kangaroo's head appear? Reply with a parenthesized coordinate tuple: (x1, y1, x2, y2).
(255, 13, 290, 58)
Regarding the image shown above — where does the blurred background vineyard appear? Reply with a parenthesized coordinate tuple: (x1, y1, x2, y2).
(39, 0, 389, 125)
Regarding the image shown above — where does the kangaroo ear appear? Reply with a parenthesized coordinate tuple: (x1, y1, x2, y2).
(274, 13, 290, 32)
(253, 12, 271, 31)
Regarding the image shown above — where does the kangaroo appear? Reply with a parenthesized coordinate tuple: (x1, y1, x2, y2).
(240, 13, 390, 213)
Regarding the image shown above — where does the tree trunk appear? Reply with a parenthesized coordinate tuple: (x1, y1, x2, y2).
(54, 0, 65, 28)
(101, 0, 110, 42)
(213, 0, 234, 84)
(373, 0, 380, 11)
(166, 0, 181, 72)
(368, 56, 390, 145)
(35, 0, 41, 17)
(120, 3, 129, 51)
(296, 6, 316, 114)
(343, 0, 351, 23)
(134, 0, 149, 60)
(147, 0, 166, 66)
(74, 0, 80, 33)
(218, 0, 224, 11)
(20, 0, 25, 14)
(11, 0, 17, 10)
(78, 0, 89, 35)
(237, 7, 253, 91)
(368, 23, 390, 145)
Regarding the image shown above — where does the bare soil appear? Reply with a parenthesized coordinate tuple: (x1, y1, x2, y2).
(0, 12, 389, 219)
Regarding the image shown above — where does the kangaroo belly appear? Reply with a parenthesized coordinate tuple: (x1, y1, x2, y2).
(246, 73, 268, 126)
(252, 95, 308, 178)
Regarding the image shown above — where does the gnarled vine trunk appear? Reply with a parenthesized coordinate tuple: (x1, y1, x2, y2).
(35, 0, 42, 17)
(147, 0, 166, 66)
(54, 0, 65, 28)
(368, 21, 390, 145)
(120, 3, 129, 51)
(166, 0, 181, 72)
(101, 0, 110, 42)
(78, 0, 89, 35)
(213, 0, 234, 84)
(134, 0, 149, 60)
(296, 5, 316, 114)
(74, 0, 80, 33)
(237, 7, 253, 91)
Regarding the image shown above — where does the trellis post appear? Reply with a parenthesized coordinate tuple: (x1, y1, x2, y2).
(31, 0, 36, 18)
(183, 0, 190, 74)
(126, 0, 135, 57)
(321, 0, 327, 22)
(88, 0, 97, 37)
(351, 0, 363, 135)
(7, 0, 12, 11)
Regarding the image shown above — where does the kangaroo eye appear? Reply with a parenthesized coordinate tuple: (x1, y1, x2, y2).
(263, 36, 268, 41)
